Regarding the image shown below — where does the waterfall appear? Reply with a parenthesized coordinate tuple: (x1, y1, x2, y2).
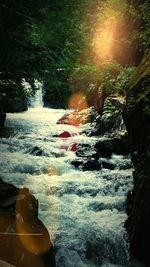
(22, 79, 44, 108)
(29, 80, 44, 108)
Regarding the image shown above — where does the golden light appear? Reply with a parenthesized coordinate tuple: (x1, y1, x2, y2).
(15, 189, 51, 255)
(92, 16, 117, 62)
(47, 165, 60, 176)
(68, 92, 88, 111)
(67, 92, 89, 126)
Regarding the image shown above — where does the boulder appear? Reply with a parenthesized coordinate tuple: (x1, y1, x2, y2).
(84, 96, 126, 136)
(71, 157, 102, 171)
(29, 146, 44, 156)
(82, 158, 102, 171)
(0, 179, 56, 267)
(94, 135, 129, 158)
(57, 107, 98, 126)
(101, 159, 115, 170)
(71, 158, 85, 168)
(76, 146, 100, 160)
(112, 135, 129, 155)
(98, 96, 125, 134)
(94, 139, 114, 158)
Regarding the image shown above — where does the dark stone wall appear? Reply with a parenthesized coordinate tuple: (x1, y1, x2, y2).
(123, 54, 150, 265)
(2, 94, 27, 113)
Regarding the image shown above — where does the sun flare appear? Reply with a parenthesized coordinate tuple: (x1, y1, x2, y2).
(92, 16, 117, 62)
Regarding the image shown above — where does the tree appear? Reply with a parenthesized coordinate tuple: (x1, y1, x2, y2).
(0, 0, 92, 107)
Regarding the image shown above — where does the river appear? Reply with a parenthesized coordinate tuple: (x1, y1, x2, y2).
(0, 107, 133, 267)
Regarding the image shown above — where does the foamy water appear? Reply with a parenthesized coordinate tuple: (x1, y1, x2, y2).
(0, 108, 133, 267)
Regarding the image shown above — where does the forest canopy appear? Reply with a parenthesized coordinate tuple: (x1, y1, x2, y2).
(0, 0, 149, 107)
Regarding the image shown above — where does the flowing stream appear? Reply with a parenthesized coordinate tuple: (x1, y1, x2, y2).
(0, 101, 133, 266)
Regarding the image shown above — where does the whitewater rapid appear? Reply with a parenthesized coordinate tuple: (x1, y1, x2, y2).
(0, 107, 133, 267)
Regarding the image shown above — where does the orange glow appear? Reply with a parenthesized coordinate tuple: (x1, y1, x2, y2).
(68, 92, 88, 111)
(65, 113, 81, 126)
(92, 16, 117, 61)
(47, 165, 59, 176)
(16, 189, 51, 255)
(67, 92, 89, 126)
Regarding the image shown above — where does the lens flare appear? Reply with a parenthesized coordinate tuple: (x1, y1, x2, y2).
(68, 92, 88, 111)
(15, 189, 51, 255)
(47, 165, 60, 176)
(92, 16, 117, 62)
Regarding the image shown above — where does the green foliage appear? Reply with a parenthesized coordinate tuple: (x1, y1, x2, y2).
(43, 69, 71, 108)
(0, 0, 92, 104)
(127, 85, 150, 116)
(115, 67, 137, 94)
(0, 0, 149, 108)
(101, 61, 122, 94)
(135, 0, 150, 54)
(70, 64, 101, 93)
(69, 60, 123, 98)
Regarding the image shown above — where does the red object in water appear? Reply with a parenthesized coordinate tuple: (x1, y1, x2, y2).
(59, 131, 79, 152)
(59, 131, 71, 138)
(69, 143, 79, 152)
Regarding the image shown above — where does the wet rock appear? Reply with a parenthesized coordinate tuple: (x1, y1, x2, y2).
(0, 180, 17, 210)
(84, 96, 126, 136)
(71, 158, 102, 171)
(112, 136, 129, 155)
(76, 146, 99, 160)
(94, 135, 129, 158)
(71, 158, 85, 168)
(0, 179, 56, 267)
(99, 96, 125, 134)
(57, 107, 98, 126)
(82, 158, 102, 171)
(94, 139, 114, 158)
(118, 159, 133, 170)
(29, 146, 44, 156)
(101, 159, 115, 170)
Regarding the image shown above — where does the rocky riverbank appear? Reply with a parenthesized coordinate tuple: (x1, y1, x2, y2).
(0, 178, 56, 267)
(57, 94, 129, 172)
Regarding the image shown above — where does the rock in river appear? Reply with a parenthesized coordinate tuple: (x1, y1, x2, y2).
(0, 178, 56, 267)
(71, 157, 102, 171)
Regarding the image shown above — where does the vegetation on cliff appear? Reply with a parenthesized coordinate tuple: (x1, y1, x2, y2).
(0, 0, 149, 109)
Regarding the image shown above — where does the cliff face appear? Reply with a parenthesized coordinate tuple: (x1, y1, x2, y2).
(123, 54, 150, 265)
(0, 89, 27, 113)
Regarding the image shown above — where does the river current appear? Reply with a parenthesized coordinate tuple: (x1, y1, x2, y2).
(0, 107, 133, 267)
